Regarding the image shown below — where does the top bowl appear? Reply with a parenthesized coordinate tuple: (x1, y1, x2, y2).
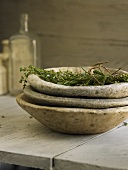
(27, 67, 128, 98)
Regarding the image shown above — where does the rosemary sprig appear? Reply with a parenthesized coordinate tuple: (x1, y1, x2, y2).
(19, 63, 128, 89)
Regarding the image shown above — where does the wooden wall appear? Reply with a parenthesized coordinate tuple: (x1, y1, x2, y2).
(0, 0, 128, 70)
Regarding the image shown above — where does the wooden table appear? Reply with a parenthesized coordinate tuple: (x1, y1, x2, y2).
(0, 95, 128, 170)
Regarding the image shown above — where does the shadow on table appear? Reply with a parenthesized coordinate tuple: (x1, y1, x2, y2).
(0, 163, 41, 170)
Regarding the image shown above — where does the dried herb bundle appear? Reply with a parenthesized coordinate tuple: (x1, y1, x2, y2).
(19, 62, 128, 89)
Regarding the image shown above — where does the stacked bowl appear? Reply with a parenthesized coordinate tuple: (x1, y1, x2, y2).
(16, 67, 128, 134)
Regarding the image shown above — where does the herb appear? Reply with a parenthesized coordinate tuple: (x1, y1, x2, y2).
(123, 122, 128, 126)
(19, 62, 128, 89)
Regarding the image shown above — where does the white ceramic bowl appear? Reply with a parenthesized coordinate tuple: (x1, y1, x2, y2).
(27, 67, 128, 98)
(16, 93, 128, 134)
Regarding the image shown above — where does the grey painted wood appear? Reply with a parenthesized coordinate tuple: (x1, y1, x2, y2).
(0, 95, 101, 169)
(0, 0, 128, 69)
(55, 122, 128, 170)
(0, 95, 128, 169)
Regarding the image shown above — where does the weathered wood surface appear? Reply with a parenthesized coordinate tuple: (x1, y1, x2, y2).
(0, 95, 101, 170)
(0, 0, 128, 69)
(0, 95, 128, 170)
(55, 123, 128, 170)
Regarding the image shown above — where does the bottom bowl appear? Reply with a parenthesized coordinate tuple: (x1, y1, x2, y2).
(16, 93, 128, 134)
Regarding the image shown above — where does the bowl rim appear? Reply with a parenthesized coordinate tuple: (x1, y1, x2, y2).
(16, 93, 128, 115)
(27, 66, 128, 98)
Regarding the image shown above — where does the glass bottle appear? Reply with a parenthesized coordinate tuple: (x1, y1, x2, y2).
(9, 13, 40, 96)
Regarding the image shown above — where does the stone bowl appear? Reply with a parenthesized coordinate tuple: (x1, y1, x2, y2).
(27, 67, 128, 99)
(16, 93, 128, 134)
(24, 85, 128, 109)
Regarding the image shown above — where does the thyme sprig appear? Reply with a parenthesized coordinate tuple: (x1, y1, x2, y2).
(19, 62, 128, 89)
(123, 122, 128, 126)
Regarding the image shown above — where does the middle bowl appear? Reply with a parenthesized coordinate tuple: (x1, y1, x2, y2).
(24, 85, 128, 109)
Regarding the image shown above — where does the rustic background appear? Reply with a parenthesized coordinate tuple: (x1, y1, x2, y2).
(0, 0, 128, 70)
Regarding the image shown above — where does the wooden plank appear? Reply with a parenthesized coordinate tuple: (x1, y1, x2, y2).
(1, 0, 128, 40)
(40, 36, 128, 70)
(29, 0, 128, 69)
(0, 96, 100, 169)
(0, 0, 128, 68)
(54, 122, 128, 170)
(1, 0, 128, 39)
(33, 0, 128, 40)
